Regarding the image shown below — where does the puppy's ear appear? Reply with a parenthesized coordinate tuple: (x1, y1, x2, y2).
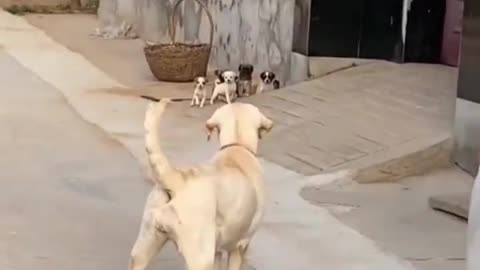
(235, 75, 239, 81)
(238, 64, 243, 71)
(271, 73, 276, 79)
(194, 77, 199, 85)
(258, 113, 273, 140)
(260, 72, 266, 81)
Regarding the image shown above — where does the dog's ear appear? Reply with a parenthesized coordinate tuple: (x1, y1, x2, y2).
(193, 77, 199, 85)
(260, 72, 266, 81)
(258, 113, 273, 140)
(205, 122, 218, 141)
(238, 64, 243, 71)
(271, 73, 276, 79)
(235, 75, 239, 81)
(205, 115, 219, 141)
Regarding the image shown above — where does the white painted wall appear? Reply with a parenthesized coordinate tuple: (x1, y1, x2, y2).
(454, 98, 480, 175)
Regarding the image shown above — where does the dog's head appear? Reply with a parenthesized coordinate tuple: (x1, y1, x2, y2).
(205, 103, 273, 153)
(194, 76, 208, 89)
(260, 71, 276, 84)
(222, 71, 238, 84)
(238, 64, 254, 80)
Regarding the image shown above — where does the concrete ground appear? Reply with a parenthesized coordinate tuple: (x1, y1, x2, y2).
(302, 167, 471, 270)
(0, 47, 417, 270)
(0, 10, 468, 270)
(0, 50, 182, 270)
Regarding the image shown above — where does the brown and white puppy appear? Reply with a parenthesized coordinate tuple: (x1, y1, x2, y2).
(256, 71, 280, 94)
(129, 100, 273, 270)
(211, 71, 238, 105)
(237, 64, 254, 97)
(191, 76, 208, 108)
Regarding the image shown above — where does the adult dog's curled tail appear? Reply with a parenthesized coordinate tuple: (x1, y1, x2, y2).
(144, 99, 184, 193)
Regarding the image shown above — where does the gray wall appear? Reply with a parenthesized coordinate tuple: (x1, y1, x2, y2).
(454, 0, 480, 176)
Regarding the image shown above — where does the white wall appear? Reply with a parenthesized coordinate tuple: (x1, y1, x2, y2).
(454, 98, 480, 176)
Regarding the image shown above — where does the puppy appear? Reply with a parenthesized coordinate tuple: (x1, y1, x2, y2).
(256, 71, 280, 94)
(191, 77, 208, 108)
(129, 100, 273, 270)
(211, 70, 238, 104)
(237, 64, 254, 97)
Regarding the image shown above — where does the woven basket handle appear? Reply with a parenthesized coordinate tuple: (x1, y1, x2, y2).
(171, 0, 214, 47)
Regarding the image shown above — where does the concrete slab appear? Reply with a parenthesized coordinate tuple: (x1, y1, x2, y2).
(302, 167, 471, 270)
(429, 192, 471, 219)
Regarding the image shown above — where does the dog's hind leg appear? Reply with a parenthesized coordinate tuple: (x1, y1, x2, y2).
(227, 241, 249, 270)
(129, 189, 170, 270)
(181, 226, 216, 270)
(129, 215, 168, 270)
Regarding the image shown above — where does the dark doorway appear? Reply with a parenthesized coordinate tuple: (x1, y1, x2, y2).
(405, 0, 447, 63)
(359, 0, 404, 61)
(308, 0, 363, 57)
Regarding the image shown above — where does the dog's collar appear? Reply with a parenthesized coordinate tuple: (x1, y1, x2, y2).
(220, 143, 256, 156)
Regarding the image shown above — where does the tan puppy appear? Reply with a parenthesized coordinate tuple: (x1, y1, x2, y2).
(129, 100, 273, 270)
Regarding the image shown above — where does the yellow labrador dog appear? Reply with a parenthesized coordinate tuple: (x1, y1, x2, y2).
(129, 99, 273, 270)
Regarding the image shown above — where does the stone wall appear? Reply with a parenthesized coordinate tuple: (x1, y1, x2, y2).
(97, 0, 300, 83)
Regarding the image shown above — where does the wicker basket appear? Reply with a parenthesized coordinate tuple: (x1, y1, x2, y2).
(144, 0, 214, 82)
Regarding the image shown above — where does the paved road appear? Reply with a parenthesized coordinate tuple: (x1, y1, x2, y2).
(0, 51, 181, 270)
(0, 49, 416, 270)
(0, 11, 422, 270)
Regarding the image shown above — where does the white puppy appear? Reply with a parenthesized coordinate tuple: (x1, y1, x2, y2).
(211, 71, 238, 105)
(191, 77, 208, 108)
(129, 100, 273, 270)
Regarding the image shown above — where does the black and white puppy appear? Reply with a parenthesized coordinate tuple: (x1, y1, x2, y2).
(256, 71, 280, 94)
(211, 70, 238, 104)
(237, 64, 254, 97)
(191, 76, 208, 108)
